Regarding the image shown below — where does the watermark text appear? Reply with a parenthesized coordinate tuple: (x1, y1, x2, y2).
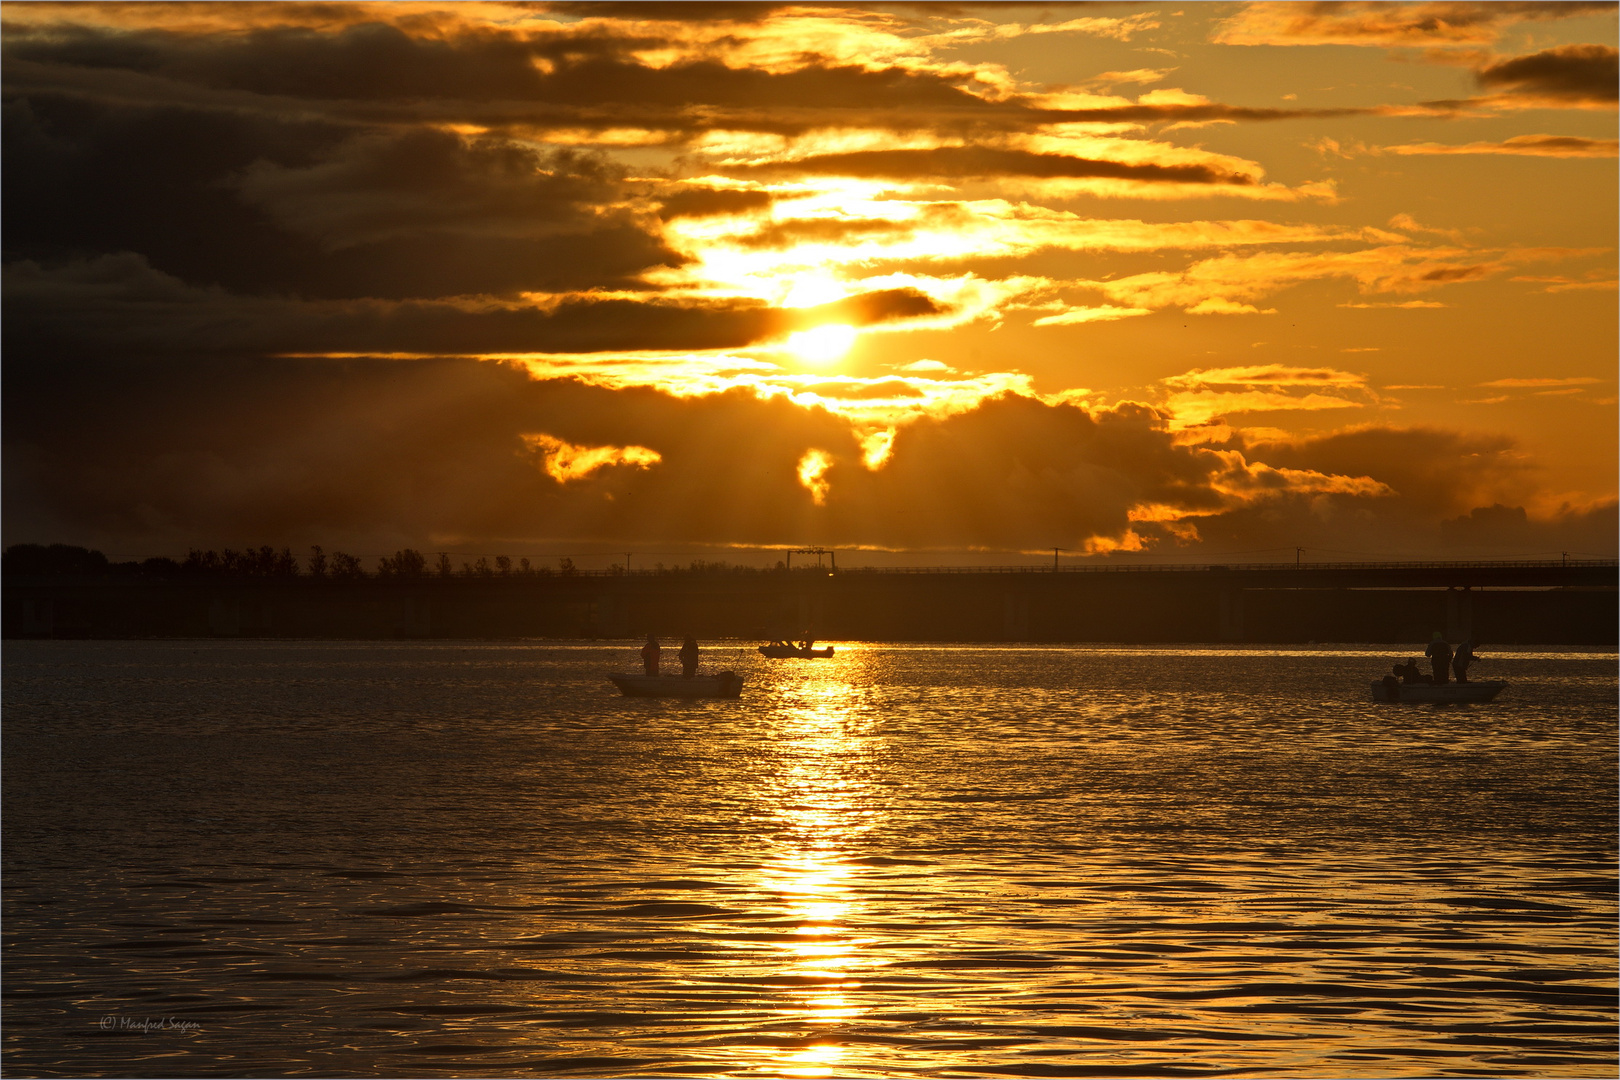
(98, 1015, 202, 1034)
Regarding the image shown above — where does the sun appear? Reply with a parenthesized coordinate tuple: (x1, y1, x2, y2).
(787, 323, 857, 363)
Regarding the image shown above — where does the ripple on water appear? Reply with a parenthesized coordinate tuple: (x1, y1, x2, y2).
(2, 641, 1616, 1077)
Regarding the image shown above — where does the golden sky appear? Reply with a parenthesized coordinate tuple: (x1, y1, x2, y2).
(3, 2, 1615, 562)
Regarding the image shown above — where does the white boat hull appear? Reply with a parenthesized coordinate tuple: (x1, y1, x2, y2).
(610, 672, 743, 699)
(1370, 680, 1506, 703)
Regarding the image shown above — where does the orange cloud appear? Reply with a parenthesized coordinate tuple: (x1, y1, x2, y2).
(521, 433, 661, 482)
(1081, 244, 1590, 314)
(797, 449, 833, 505)
(859, 429, 896, 470)
(1163, 390, 1367, 426)
(1212, 2, 1610, 51)
(1033, 305, 1153, 326)
(1164, 365, 1369, 389)
(1478, 376, 1603, 387)
(1340, 300, 1448, 308)
(1383, 134, 1619, 157)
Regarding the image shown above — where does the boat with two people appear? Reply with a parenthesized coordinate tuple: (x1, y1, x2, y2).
(610, 672, 744, 698)
(614, 633, 743, 697)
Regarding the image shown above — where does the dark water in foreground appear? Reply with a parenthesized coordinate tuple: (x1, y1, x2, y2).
(3, 641, 1615, 1079)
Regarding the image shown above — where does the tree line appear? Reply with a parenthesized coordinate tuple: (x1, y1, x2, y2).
(3, 543, 779, 580)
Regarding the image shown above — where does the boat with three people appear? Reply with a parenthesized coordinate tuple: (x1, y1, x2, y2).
(1370, 679, 1507, 703)
(758, 640, 834, 659)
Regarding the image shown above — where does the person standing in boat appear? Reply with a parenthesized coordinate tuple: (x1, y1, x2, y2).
(679, 635, 699, 678)
(1425, 632, 1452, 685)
(1452, 640, 1479, 683)
(641, 634, 661, 675)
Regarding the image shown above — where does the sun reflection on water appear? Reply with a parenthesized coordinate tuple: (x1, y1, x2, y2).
(753, 653, 883, 1073)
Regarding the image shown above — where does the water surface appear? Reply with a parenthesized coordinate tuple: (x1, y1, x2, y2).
(4, 641, 1616, 1077)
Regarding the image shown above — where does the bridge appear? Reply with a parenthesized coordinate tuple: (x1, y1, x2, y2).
(845, 558, 1617, 589)
(4, 559, 1613, 644)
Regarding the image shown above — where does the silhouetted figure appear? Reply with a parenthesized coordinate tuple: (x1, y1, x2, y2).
(1394, 660, 1429, 685)
(1425, 633, 1452, 685)
(679, 635, 699, 678)
(1453, 640, 1479, 683)
(641, 634, 661, 676)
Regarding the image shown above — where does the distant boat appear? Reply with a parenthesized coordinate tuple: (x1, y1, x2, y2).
(1370, 680, 1507, 703)
(610, 672, 743, 698)
(758, 643, 835, 659)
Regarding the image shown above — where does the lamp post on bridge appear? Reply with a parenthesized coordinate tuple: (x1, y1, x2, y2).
(788, 548, 836, 574)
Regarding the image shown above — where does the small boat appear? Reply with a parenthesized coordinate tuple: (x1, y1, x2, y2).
(1370, 679, 1507, 703)
(758, 643, 835, 659)
(610, 672, 743, 699)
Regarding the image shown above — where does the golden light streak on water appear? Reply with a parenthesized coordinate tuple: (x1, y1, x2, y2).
(756, 658, 885, 1074)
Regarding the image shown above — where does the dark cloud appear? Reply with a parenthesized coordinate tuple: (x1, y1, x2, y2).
(1128, 422, 1604, 558)
(3, 258, 949, 361)
(235, 130, 632, 246)
(797, 288, 947, 326)
(4, 19, 997, 121)
(1244, 425, 1531, 518)
(2, 354, 861, 552)
(797, 379, 929, 400)
(6, 21, 556, 103)
(735, 216, 917, 249)
(542, 2, 792, 21)
(1214, 1, 1617, 48)
(0, 255, 783, 355)
(1476, 44, 1619, 103)
(2, 12, 1429, 145)
(741, 146, 1259, 184)
(2, 98, 679, 299)
(1441, 501, 1618, 553)
(811, 397, 1228, 550)
(6, 341, 1602, 559)
(1, 354, 1221, 555)
(658, 186, 775, 220)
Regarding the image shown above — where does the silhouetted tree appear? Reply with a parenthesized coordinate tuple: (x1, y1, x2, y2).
(378, 549, 426, 578)
(495, 555, 512, 576)
(436, 553, 453, 577)
(308, 545, 327, 578)
(3, 543, 110, 577)
(558, 557, 576, 576)
(254, 545, 298, 576)
(519, 557, 532, 575)
(330, 551, 365, 579)
(474, 556, 492, 577)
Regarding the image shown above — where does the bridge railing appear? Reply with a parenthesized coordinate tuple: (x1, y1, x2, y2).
(551, 558, 1616, 578)
(836, 558, 1618, 576)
